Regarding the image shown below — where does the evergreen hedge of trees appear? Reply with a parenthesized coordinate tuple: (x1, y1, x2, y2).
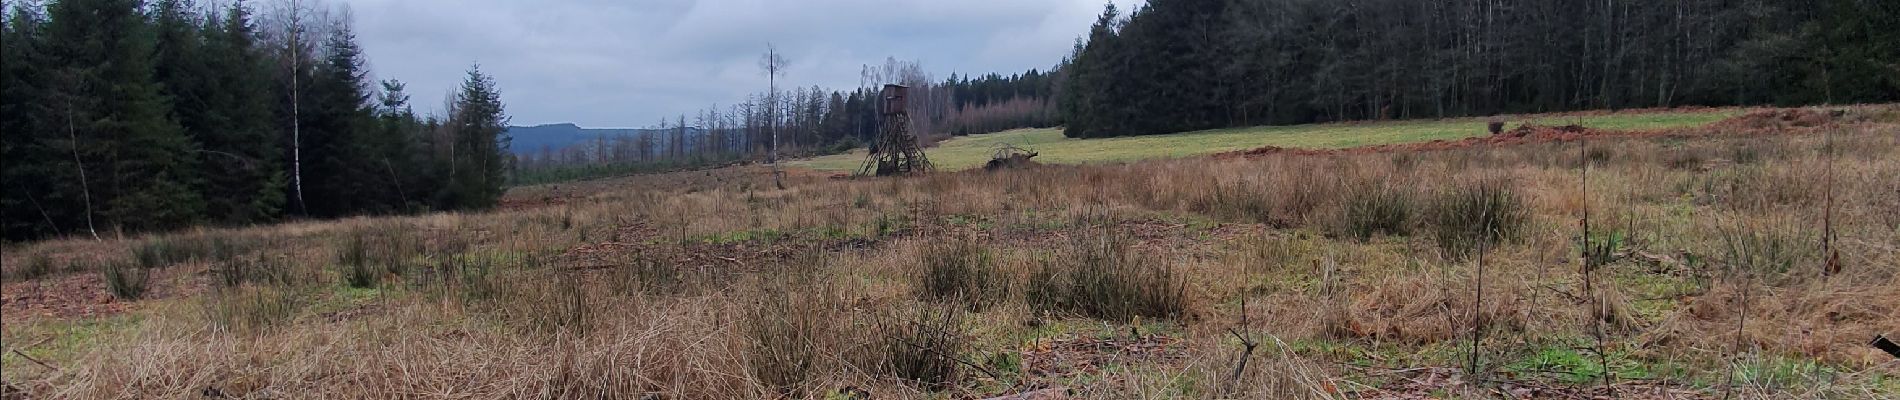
(1061, 0, 1900, 138)
(1, 0, 511, 241)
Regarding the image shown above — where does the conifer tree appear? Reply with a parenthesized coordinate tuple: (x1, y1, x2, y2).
(1, 2, 62, 239)
(371, 79, 424, 211)
(45, 0, 204, 232)
(440, 65, 509, 210)
(301, 23, 377, 216)
(153, 0, 210, 139)
(199, 0, 286, 223)
(1060, 2, 1121, 138)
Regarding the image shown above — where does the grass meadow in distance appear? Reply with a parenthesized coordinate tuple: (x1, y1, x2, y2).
(794, 109, 1736, 171)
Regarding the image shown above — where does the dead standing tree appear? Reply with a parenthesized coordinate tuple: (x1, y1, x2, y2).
(860, 84, 932, 176)
(761, 44, 787, 189)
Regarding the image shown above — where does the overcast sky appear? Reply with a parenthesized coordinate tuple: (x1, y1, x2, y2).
(335, 0, 1142, 128)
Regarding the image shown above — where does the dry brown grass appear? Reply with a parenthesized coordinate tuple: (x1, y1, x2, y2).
(3, 106, 1897, 398)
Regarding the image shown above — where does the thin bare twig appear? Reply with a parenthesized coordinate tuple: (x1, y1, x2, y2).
(1222, 296, 1260, 395)
(1722, 273, 1750, 400)
(1579, 137, 1613, 395)
(1821, 126, 1839, 277)
(1469, 203, 1490, 377)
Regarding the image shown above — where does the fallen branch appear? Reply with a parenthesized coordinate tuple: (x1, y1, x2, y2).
(1537, 284, 1585, 304)
(1874, 335, 1900, 359)
(563, 263, 621, 271)
(979, 387, 1067, 400)
(9, 349, 59, 372)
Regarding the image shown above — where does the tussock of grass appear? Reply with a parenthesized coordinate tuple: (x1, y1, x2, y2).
(1717, 217, 1816, 279)
(1239, 233, 1308, 277)
(202, 284, 304, 334)
(1581, 230, 1627, 270)
(1170, 165, 1335, 227)
(334, 225, 421, 288)
(744, 270, 844, 395)
(1665, 146, 1709, 170)
(1028, 226, 1187, 321)
(1426, 178, 1528, 260)
(1705, 166, 1816, 211)
(1727, 141, 1768, 164)
(1589, 281, 1641, 333)
(215, 241, 306, 288)
(503, 273, 591, 335)
(1325, 269, 1530, 344)
(870, 303, 972, 391)
(1188, 179, 1275, 224)
(1336, 178, 1416, 240)
(915, 239, 1007, 310)
(431, 252, 505, 304)
(610, 251, 688, 295)
(336, 233, 379, 288)
(6, 252, 57, 281)
(100, 259, 150, 300)
(1584, 146, 1615, 166)
(133, 236, 198, 269)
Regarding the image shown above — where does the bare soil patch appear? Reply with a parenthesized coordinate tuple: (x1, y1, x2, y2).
(0, 266, 199, 322)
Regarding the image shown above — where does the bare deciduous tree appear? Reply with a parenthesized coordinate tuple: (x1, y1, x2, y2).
(271, 0, 315, 216)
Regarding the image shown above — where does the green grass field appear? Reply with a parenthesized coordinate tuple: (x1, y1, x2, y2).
(792, 110, 1738, 172)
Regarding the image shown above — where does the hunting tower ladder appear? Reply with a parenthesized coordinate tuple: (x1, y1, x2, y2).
(861, 84, 932, 176)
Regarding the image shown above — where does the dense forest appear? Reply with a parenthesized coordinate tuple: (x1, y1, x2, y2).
(1061, 0, 1900, 138)
(1, 0, 511, 241)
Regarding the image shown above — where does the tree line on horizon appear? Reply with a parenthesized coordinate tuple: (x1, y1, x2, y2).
(1061, 0, 1900, 138)
(513, 58, 1062, 183)
(1, 0, 511, 241)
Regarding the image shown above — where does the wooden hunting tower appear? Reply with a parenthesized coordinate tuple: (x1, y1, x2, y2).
(882, 84, 908, 113)
(861, 84, 932, 176)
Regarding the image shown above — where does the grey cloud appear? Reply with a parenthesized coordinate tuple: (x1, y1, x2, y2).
(336, 0, 1141, 127)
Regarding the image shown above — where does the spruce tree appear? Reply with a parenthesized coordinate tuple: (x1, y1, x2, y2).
(441, 65, 509, 210)
(2, 3, 63, 239)
(44, 0, 204, 232)
(301, 23, 377, 216)
(371, 79, 423, 211)
(1060, 2, 1121, 138)
(153, 0, 210, 139)
(199, 0, 285, 223)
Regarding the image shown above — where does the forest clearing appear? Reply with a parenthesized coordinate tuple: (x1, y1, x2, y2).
(6, 0, 1900, 398)
(4, 105, 1897, 399)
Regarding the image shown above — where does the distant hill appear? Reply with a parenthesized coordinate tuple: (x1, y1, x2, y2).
(506, 123, 702, 155)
